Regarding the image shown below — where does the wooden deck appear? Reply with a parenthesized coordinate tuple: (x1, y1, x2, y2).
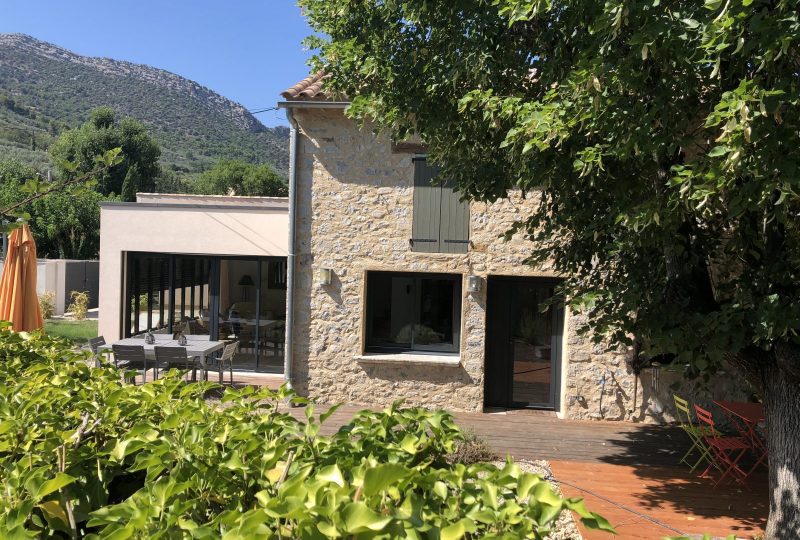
(132, 372, 768, 538)
(286, 404, 768, 539)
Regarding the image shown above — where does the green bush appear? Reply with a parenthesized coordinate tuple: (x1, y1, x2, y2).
(38, 291, 56, 319)
(0, 325, 613, 538)
(66, 290, 90, 320)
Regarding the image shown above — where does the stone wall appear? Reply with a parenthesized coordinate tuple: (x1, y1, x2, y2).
(290, 108, 750, 421)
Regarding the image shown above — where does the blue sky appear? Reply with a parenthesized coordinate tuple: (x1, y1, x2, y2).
(0, 0, 315, 127)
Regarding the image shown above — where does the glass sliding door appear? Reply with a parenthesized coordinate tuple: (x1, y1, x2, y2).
(123, 253, 286, 373)
(259, 259, 286, 369)
(218, 257, 285, 371)
(484, 277, 564, 410)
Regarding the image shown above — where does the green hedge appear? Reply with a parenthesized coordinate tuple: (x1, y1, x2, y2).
(0, 326, 613, 538)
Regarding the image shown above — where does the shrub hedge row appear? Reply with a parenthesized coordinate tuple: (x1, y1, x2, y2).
(0, 326, 613, 538)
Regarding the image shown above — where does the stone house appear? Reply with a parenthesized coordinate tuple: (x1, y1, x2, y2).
(277, 72, 745, 422)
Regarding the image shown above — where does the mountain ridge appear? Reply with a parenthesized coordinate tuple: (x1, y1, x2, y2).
(0, 33, 288, 174)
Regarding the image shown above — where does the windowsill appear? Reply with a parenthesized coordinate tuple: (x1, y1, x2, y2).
(355, 352, 462, 367)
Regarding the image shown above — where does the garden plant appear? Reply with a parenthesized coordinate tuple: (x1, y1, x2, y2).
(0, 325, 613, 538)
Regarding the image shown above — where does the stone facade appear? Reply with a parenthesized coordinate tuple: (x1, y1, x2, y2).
(289, 108, 748, 421)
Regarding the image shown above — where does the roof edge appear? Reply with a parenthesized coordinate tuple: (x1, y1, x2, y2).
(277, 100, 350, 109)
(280, 70, 329, 100)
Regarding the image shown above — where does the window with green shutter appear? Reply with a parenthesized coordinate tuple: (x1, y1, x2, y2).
(411, 158, 469, 253)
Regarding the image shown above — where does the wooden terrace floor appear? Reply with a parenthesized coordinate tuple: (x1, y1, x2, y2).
(286, 404, 768, 539)
(141, 372, 768, 538)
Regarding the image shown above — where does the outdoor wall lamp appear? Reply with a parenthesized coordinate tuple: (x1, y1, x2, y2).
(467, 275, 482, 293)
(318, 267, 333, 286)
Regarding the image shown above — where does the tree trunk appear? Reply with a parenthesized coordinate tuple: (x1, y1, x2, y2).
(763, 361, 800, 539)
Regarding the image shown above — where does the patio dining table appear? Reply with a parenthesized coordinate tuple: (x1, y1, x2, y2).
(99, 337, 226, 381)
(714, 400, 768, 473)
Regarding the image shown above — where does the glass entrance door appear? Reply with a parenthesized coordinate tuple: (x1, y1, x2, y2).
(484, 277, 564, 409)
(218, 258, 286, 372)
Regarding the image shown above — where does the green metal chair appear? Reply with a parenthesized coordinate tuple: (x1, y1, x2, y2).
(673, 394, 717, 473)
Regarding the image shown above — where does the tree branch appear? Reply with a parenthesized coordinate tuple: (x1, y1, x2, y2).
(0, 162, 114, 221)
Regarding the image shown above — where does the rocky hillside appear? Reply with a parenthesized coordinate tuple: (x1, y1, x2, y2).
(0, 33, 288, 174)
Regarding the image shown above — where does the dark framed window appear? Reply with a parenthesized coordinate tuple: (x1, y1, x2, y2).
(365, 271, 462, 353)
(410, 158, 470, 254)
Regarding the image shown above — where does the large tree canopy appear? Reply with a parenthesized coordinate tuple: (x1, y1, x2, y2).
(49, 107, 160, 201)
(299, 0, 800, 536)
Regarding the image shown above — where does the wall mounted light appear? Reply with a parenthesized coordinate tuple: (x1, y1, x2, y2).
(318, 267, 333, 286)
(466, 275, 482, 293)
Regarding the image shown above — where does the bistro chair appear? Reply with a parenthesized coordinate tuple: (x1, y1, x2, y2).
(217, 341, 239, 384)
(111, 344, 148, 385)
(673, 395, 716, 473)
(88, 336, 107, 368)
(154, 346, 198, 382)
(694, 404, 750, 486)
(264, 322, 285, 359)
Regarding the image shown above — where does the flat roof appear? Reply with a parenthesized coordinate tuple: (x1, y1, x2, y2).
(100, 193, 289, 212)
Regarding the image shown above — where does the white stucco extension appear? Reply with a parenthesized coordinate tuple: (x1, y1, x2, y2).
(98, 193, 289, 341)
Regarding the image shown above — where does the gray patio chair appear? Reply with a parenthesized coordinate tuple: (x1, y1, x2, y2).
(111, 344, 148, 385)
(154, 346, 198, 381)
(88, 336, 106, 367)
(217, 341, 239, 384)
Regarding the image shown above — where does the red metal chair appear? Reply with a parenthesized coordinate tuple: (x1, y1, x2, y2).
(694, 404, 750, 486)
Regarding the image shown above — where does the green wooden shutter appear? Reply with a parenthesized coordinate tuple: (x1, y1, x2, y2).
(439, 179, 470, 253)
(411, 159, 442, 252)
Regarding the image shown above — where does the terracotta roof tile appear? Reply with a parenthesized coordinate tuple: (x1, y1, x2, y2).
(281, 70, 328, 100)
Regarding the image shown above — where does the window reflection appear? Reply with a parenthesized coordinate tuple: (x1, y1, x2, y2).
(366, 271, 461, 353)
(124, 253, 286, 372)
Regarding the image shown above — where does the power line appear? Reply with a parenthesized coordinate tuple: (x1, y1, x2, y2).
(225, 106, 279, 119)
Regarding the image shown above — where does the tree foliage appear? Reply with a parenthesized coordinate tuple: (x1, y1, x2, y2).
(0, 156, 119, 259)
(194, 159, 289, 197)
(49, 107, 160, 201)
(300, 2, 800, 534)
(300, 0, 800, 382)
(0, 328, 611, 537)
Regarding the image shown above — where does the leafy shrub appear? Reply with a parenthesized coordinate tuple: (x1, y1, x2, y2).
(0, 326, 613, 538)
(447, 428, 497, 465)
(38, 290, 56, 319)
(66, 290, 89, 320)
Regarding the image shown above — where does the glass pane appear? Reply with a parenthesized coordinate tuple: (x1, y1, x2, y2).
(173, 257, 211, 335)
(366, 272, 461, 353)
(366, 273, 414, 349)
(415, 277, 460, 351)
(511, 284, 554, 405)
(126, 253, 170, 336)
(220, 259, 259, 367)
(258, 259, 287, 372)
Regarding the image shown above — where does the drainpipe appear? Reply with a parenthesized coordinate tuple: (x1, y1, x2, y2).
(283, 107, 299, 389)
(279, 100, 349, 390)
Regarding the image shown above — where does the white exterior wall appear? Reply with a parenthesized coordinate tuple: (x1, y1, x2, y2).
(98, 195, 289, 341)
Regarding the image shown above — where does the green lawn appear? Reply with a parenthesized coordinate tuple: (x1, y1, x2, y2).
(44, 319, 98, 345)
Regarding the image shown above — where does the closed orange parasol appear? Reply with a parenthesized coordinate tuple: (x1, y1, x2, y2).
(0, 224, 43, 331)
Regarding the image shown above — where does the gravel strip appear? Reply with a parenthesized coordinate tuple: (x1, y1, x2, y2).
(491, 459, 583, 540)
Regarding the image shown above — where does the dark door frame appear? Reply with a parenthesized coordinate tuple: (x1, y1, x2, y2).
(484, 275, 565, 411)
